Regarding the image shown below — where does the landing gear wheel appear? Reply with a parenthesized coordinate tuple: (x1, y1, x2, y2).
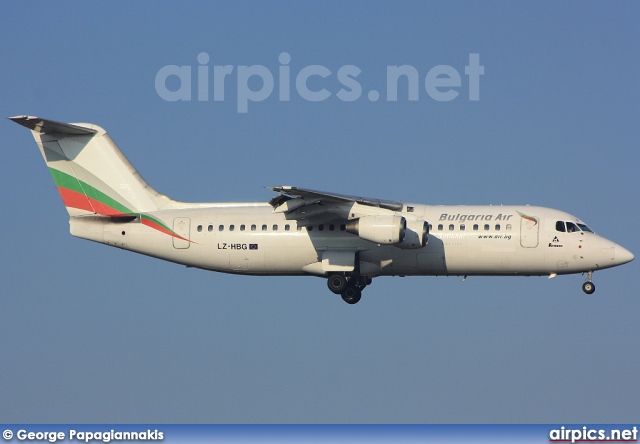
(354, 276, 371, 290)
(327, 274, 347, 294)
(582, 281, 595, 294)
(341, 286, 362, 304)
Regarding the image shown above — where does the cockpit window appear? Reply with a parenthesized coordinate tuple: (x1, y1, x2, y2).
(557, 220, 594, 233)
(566, 222, 579, 232)
(577, 223, 594, 233)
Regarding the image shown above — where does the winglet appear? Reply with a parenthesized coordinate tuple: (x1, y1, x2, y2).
(9, 115, 97, 136)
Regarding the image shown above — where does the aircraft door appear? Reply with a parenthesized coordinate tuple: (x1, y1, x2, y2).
(520, 214, 539, 248)
(173, 217, 191, 249)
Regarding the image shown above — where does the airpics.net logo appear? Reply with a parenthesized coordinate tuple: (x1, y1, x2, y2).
(155, 52, 484, 113)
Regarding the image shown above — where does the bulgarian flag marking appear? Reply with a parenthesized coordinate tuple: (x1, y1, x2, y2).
(517, 211, 538, 226)
(49, 167, 191, 242)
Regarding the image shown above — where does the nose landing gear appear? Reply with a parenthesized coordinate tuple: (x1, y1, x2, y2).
(582, 271, 595, 294)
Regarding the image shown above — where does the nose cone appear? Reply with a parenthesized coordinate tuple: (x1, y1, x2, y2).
(615, 245, 634, 266)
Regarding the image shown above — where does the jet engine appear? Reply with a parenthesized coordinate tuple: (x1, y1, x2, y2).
(345, 215, 406, 244)
(396, 219, 429, 249)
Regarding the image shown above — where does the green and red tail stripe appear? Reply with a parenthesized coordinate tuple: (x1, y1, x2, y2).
(140, 214, 186, 240)
(49, 168, 191, 242)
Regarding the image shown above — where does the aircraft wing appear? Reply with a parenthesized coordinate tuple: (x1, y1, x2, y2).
(267, 186, 404, 225)
(268, 186, 404, 211)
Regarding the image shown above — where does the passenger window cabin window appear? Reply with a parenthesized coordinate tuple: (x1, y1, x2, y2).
(318, 224, 324, 231)
(473, 224, 479, 231)
(262, 224, 267, 231)
(308, 226, 313, 231)
(438, 224, 443, 231)
(340, 224, 346, 231)
(428, 224, 433, 231)
(273, 224, 278, 231)
(197, 225, 202, 232)
(229, 225, 235, 231)
(329, 224, 335, 231)
(240, 224, 245, 231)
(219, 225, 224, 231)
(449, 224, 454, 231)
(460, 224, 465, 231)
(285, 224, 290, 231)
(506, 224, 512, 231)
(495, 224, 500, 231)
(251, 224, 256, 231)
(484, 224, 490, 231)
(208, 225, 213, 232)
(556, 221, 566, 232)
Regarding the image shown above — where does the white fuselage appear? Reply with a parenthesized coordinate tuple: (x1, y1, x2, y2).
(69, 203, 631, 278)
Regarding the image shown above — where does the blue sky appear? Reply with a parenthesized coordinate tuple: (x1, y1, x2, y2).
(1, 2, 638, 423)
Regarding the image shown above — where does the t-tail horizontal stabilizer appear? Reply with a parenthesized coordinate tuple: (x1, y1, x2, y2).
(10, 115, 173, 217)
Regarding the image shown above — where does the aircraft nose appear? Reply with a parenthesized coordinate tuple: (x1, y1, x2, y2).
(615, 245, 634, 265)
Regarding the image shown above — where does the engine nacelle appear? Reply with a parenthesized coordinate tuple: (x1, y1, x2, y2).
(396, 219, 429, 249)
(345, 215, 406, 244)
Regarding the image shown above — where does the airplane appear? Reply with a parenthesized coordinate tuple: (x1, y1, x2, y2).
(10, 115, 634, 304)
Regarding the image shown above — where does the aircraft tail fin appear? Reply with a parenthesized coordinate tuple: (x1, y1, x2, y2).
(10, 115, 174, 217)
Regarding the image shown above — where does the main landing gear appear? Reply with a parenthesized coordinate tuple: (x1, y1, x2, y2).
(327, 274, 372, 304)
(582, 271, 596, 294)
